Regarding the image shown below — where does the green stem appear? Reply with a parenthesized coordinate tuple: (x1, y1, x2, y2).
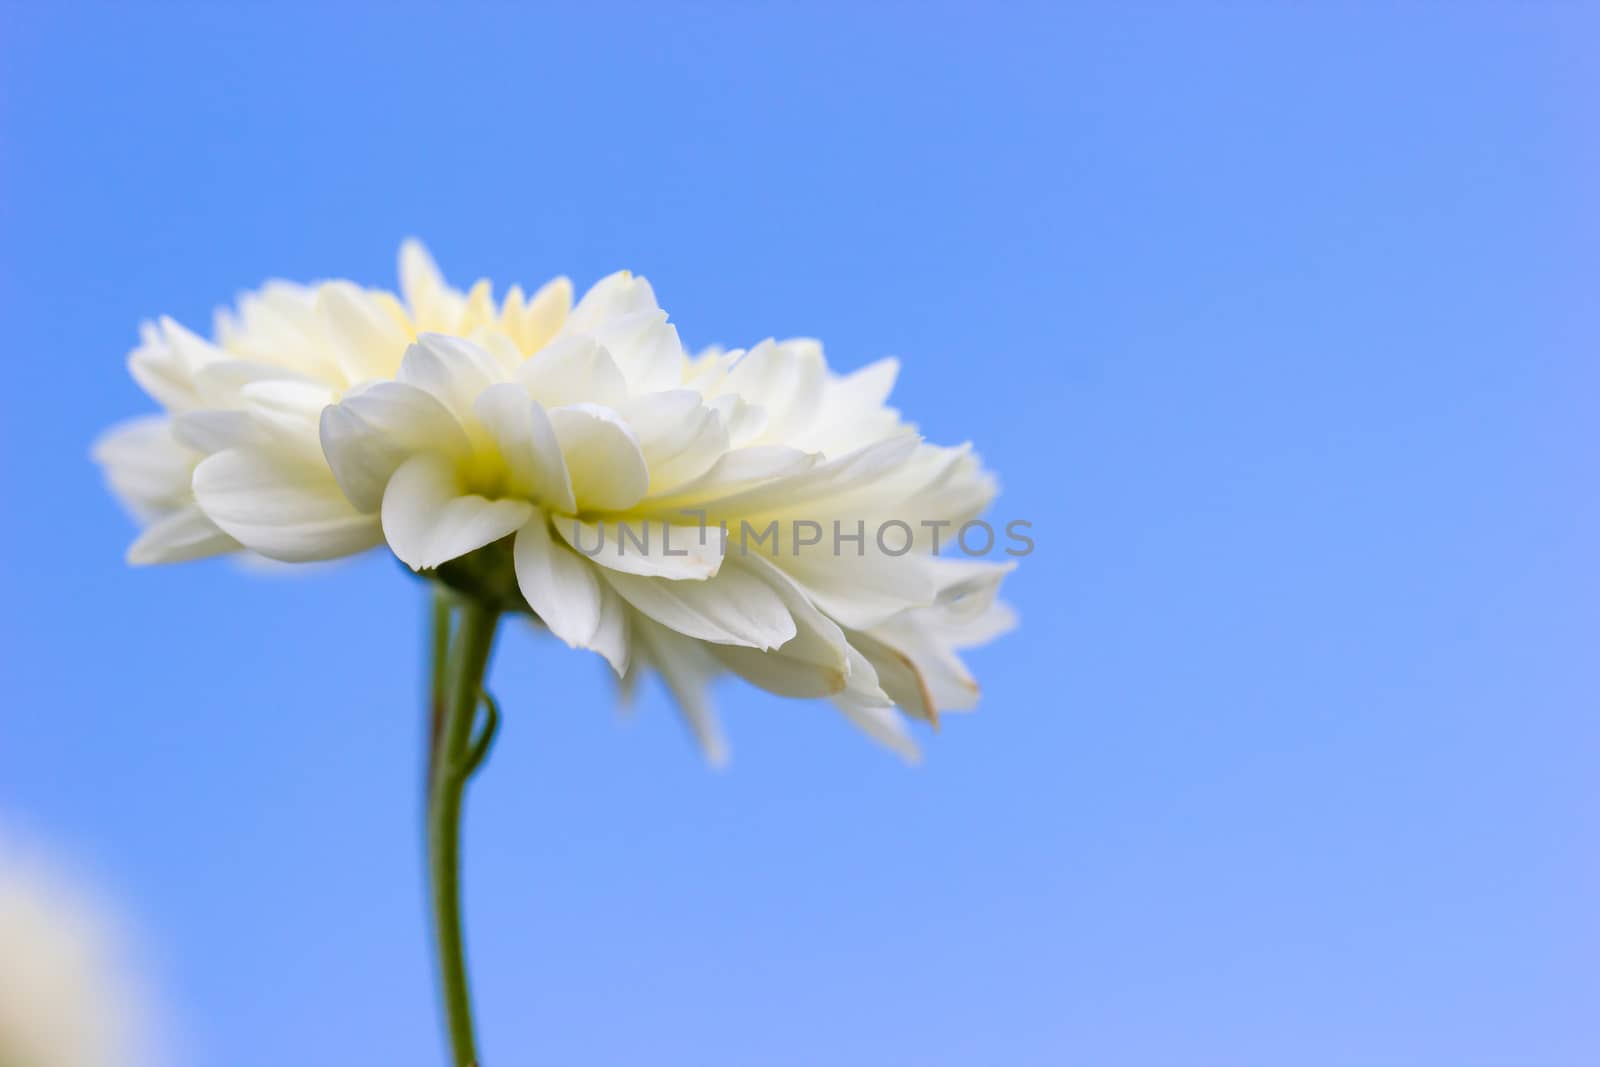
(428, 588, 454, 789)
(428, 596, 500, 1066)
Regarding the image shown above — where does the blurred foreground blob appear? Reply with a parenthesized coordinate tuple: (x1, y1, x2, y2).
(0, 830, 153, 1067)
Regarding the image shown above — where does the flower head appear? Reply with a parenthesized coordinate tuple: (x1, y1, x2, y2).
(0, 829, 154, 1067)
(96, 242, 1016, 760)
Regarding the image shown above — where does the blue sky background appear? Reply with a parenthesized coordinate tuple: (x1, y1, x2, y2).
(2, 3, 1597, 1065)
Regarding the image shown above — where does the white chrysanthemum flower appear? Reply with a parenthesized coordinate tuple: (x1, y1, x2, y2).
(95, 242, 1015, 760)
(93, 243, 572, 566)
(0, 832, 152, 1067)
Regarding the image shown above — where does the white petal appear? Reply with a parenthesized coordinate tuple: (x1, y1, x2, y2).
(590, 580, 631, 676)
(837, 356, 899, 409)
(472, 384, 576, 513)
(461, 278, 496, 331)
(215, 283, 341, 382)
(616, 390, 705, 463)
(617, 390, 729, 490)
(318, 282, 412, 383)
(516, 276, 573, 354)
(556, 518, 724, 580)
(513, 516, 603, 650)
(93, 416, 200, 514)
(840, 627, 937, 724)
(642, 446, 819, 512)
(720, 338, 786, 408)
(568, 270, 661, 330)
(831, 697, 920, 763)
(839, 644, 895, 711)
(709, 394, 767, 448)
(127, 332, 193, 410)
(566, 272, 684, 392)
(885, 444, 1000, 540)
(171, 410, 263, 454)
(192, 448, 382, 562)
(779, 546, 939, 630)
(236, 379, 335, 459)
(929, 600, 1018, 649)
(472, 331, 527, 377)
(190, 358, 316, 403)
(396, 334, 505, 423)
(707, 391, 768, 447)
(864, 616, 983, 713)
(320, 381, 471, 512)
(608, 316, 686, 394)
(688, 433, 921, 519)
(633, 617, 728, 766)
(399, 238, 455, 327)
(925, 558, 1016, 626)
(381, 453, 534, 570)
(127, 318, 219, 410)
(684, 344, 737, 390)
(724, 338, 826, 444)
(127, 503, 239, 565)
(548, 404, 649, 512)
(708, 557, 853, 699)
(793, 356, 903, 454)
(601, 565, 796, 650)
(514, 334, 627, 409)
